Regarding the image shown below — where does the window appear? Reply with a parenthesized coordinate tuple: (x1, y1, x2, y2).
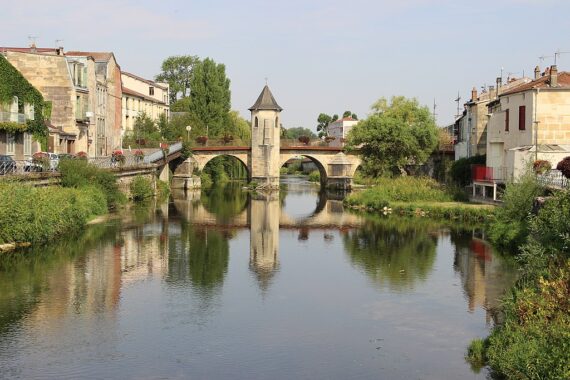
(6, 133, 15, 155)
(149, 87, 154, 96)
(275, 117, 279, 128)
(254, 116, 258, 128)
(519, 106, 526, 130)
(505, 109, 509, 132)
(24, 133, 32, 155)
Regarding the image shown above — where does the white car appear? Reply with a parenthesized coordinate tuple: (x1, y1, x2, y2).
(24, 152, 59, 172)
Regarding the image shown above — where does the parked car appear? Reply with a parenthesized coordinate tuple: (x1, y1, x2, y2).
(24, 152, 59, 172)
(0, 155, 17, 175)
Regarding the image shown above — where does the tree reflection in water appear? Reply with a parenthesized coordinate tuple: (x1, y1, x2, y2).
(342, 217, 438, 291)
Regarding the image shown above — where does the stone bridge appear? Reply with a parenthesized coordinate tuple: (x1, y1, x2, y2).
(171, 85, 361, 190)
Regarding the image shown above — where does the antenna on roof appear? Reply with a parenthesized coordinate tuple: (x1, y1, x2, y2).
(432, 98, 437, 123)
(454, 91, 462, 119)
(55, 39, 64, 48)
(264, 77, 268, 85)
(27, 35, 38, 46)
(554, 49, 570, 65)
(539, 54, 553, 64)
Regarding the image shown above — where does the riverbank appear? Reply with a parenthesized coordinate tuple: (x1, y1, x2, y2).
(344, 177, 495, 223)
(466, 178, 570, 379)
(0, 182, 108, 249)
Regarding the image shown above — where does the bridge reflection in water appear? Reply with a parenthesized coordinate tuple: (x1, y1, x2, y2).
(171, 182, 363, 291)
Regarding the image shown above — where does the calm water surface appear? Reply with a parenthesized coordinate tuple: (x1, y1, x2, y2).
(0, 178, 517, 379)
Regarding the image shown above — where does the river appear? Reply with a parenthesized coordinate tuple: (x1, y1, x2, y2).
(0, 177, 517, 379)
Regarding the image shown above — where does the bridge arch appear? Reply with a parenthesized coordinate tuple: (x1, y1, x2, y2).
(279, 154, 328, 187)
(192, 153, 250, 177)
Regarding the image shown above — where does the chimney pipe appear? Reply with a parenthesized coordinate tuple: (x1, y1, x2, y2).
(30, 43, 37, 53)
(489, 85, 496, 99)
(550, 65, 558, 87)
(534, 65, 540, 80)
(471, 87, 478, 101)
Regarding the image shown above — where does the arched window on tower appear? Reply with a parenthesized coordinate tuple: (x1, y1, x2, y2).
(255, 116, 259, 128)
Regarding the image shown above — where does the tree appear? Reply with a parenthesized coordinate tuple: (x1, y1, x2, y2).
(347, 96, 438, 176)
(188, 58, 231, 138)
(342, 110, 358, 120)
(317, 113, 333, 138)
(282, 126, 317, 140)
(155, 55, 200, 104)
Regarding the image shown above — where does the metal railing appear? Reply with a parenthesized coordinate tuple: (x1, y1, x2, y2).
(144, 141, 183, 163)
(537, 169, 569, 189)
(89, 155, 149, 169)
(0, 159, 58, 175)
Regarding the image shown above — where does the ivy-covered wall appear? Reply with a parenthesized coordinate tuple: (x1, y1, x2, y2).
(0, 54, 49, 147)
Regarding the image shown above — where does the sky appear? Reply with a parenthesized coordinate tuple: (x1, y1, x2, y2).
(2, 0, 570, 131)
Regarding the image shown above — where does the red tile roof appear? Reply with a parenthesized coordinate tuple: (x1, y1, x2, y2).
(65, 51, 114, 61)
(501, 72, 570, 95)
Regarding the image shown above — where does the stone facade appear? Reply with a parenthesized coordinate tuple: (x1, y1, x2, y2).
(327, 117, 358, 147)
(5, 50, 88, 154)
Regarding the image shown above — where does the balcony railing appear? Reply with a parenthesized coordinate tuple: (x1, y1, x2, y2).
(0, 112, 26, 124)
(472, 165, 508, 182)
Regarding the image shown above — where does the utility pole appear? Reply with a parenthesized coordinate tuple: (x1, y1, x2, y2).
(432, 98, 437, 123)
(454, 92, 462, 119)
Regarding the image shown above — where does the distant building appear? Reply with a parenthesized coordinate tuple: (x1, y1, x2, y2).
(454, 77, 530, 160)
(327, 117, 359, 147)
(121, 71, 169, 133)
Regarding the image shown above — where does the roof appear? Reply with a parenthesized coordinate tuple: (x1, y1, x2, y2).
(501, 72, 570, 96)
(65, 51, 114, 61)
(122, 86, 167, 105)
(122, 71, 168, 90)
(331, 117, 357, 123)
(249, 85, 282, 111)
(0, 46, 60, 54)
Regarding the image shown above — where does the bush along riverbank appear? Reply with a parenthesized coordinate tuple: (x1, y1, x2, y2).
(466, 175, 570, 379)
(0, 159, 128, 249)
(344, 177, 495, 223)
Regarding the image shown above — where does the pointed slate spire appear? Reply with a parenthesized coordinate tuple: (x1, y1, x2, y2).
(249, 85, 283, 111)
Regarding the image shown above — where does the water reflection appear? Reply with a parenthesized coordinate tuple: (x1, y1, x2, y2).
(342, 218, 438, 291)
(0, 181, 520, 379)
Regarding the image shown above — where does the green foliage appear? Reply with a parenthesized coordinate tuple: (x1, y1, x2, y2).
(0, 182, 107, 244)
(317, 113, 333, 138)
(188, 58, 231, 137)
(130, 175, 154, 202)
(342, 110, 358, 120)
(450, 155, 486, 186)
(308, 170, 320, 182)
(58, 159, 126, 209)
(485, 259, 570, 380)
(156, 180, 170, 201)
(155, 55, 200, 104)
(344, 177, 493, 222)
(556, 156, 570, 178)
(466, 339, 486, 372)
(347, 96, 438, 176)
(282, 126, 317, 139)
(0, 55, 48, 146)
(528, 190, 570, 258)
(488, 171, 544, 250)
(0, 121, 27, 133)
(200, 171, 213, 189)
(203, 156, 247, 186)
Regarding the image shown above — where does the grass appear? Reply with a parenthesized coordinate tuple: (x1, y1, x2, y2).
(344, 176, 494, 222)
(0, 182, 107, 245)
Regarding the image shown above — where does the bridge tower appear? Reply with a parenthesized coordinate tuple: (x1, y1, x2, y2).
(249, 85, 283, 188)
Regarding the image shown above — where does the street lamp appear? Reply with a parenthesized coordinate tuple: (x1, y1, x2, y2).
(186, 125, 192, 141)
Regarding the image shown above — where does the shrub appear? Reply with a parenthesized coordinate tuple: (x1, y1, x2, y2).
(221, 134, 234, 144)
(196, 136, 208, 145)
(466, 338, 486, 372)
(556, 156, 570, 178)
(298, 135, 310, 145)
(32, 152, 50, 170)
(156, 180, 170, 200)
(134, 149, 145, 161)
(308, 170, 320, 182)
(450, 155, 486, 187)
(533, 159, 551, 174)
(200, 171, 213, 189)
(130, 175, 153, 201)
(59, 159, 125, 209)
(112, 150, 125, 165)
(488, 170, 544, 249)
(528, 189, 570, 258)
(0, 182, 107, 244)
(76, 151, 88, 160)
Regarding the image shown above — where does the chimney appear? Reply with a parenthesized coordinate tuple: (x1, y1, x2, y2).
(550, 65, 558, 87)
(534, 65, 541, 80)
(29, 43, 37, 53)
(489, 85, 496, 99)
(471, 87, 478, 101)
